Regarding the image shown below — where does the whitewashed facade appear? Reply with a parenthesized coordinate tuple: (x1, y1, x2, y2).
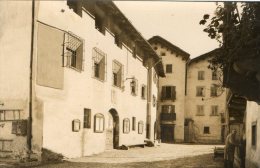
(0, 1, 164, 159)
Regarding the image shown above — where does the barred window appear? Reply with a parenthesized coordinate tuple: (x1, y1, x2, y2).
(64, 32, 84, 71)
(112, 60, 124, 88)
(92, 48, 106, 81)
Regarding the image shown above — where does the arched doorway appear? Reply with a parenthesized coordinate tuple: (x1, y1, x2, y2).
(106, 109, 119, 150)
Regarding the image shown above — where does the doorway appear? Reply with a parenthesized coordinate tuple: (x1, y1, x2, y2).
(106, 109, 119, 149)
(161, 124, 175, 143)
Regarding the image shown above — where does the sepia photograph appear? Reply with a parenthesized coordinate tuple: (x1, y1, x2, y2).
(0, 1, 259, 167)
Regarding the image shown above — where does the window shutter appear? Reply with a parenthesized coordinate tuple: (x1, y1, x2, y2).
(76, 43, 83, 71)
(161, 86, 166, 100)
(99, 57, 105, 81)
(171, 86, 176, 100)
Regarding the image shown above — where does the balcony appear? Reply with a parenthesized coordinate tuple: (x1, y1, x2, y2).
(160, 112, 176, 121)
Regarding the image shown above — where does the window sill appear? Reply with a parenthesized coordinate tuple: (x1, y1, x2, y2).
(92, 76, 105, 83)
(94, 130, 104, 133)
(66, 65, 82, 73)
(112, 85, 124, 91)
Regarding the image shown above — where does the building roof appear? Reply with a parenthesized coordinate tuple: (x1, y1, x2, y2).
(188, 48, 220, 65)
(83, 1, 165, 77)
(148, 36, 190, 61)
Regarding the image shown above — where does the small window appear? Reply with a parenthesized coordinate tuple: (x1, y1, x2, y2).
(94, 114, 105, 133)
(132, 117, 136, 131)
(141, 85, 147, 99)
(211, 85, 217, 97)
(161, 86, 176, 101)
(92, 48, 106, 81)
(64, 33, 84, 71)
(198, 71, 205, 80)
(166, 64, 172, 73)
(252, 122, 257, 147)
(161, 52, 166, 56)
(83, 108, 91, 128)
(123, 118, 130, 134)
(153, 46, 158, 50)
(138, 121, 144, 134)
(0, 110, 21, 121)
(130, 79, 138, 96)
(211, 106, 218, 116)
(196, 105, 204, 116)
(196, 86, 205, 97)
(112, 60, 124, 88)
(204, 126, 210, 134)
(212, 71, 218, 80)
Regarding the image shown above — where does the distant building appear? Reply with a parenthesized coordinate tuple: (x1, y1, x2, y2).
(185, 49, 227, 144)
(0, 1, 164, 159)
(149, 36, 190, 143)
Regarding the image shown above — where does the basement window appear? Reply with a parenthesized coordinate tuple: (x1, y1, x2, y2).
(203, 126, 210, 134)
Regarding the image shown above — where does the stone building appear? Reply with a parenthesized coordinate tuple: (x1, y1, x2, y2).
(185, 49, 227, 144)
(149, 36, 190, 143)
(0, 1, 164, 159)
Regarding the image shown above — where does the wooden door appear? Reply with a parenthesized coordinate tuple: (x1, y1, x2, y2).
(161, 125, 174, 143)
(106, 113, 114, 150)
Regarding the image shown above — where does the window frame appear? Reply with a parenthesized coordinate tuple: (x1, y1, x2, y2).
(203, 126, 210, 134)
(166, 64, 173, 73)
(83, 108, 91, 129)
(198, 71, 205, 80)
(138, 121, 144, 134)
(196, 86, 205, 97)
(94, 113, 105, 133)
(123, 118, 130, 134)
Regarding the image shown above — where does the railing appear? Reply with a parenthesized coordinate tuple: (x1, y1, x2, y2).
(160, 113, 176, 121)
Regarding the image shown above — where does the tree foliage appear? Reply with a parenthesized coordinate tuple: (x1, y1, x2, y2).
(200, 2, 260, 72)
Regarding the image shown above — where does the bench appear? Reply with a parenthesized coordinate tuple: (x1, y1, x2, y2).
(120, 143, 146, 150)
(213, 146, 224, 159)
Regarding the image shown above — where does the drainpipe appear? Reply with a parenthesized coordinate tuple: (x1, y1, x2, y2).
(146, 58, 153, 140)
(28, 0, 35, 151)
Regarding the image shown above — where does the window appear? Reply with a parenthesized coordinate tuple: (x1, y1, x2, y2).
(211, 85, 217, 97)
(196, 86, 205, 97)
(161, 52, 166, 56)
(130, 79, 138, 96)
(67, 0, 82, 17)
(196, 105, 204, 116)
(83, 109, 91, 128)
(198, 71, 205, 80)
(141, 85, 147, 99)
(161, 105, 176, 121)
(123, 118, 130, 134)
(94, 114, 104, 133)
(112, 60, 123, 88)
(211, 106, 218, 116)
(252, 122, 257, 147)
(153, 46, 158, 50)
(161, 86, 176, 101)
(92, 48, 106, 81)
(138, 121, 144, 134)
(204, 126, 210, 134)
(132, 117, 136, 131)
(166, 64, 172, 73)
(0, 110, 21, 121)
(64, 33, 84, 71)
(12, 120, 27, 136)
(212, 71, 218, 80)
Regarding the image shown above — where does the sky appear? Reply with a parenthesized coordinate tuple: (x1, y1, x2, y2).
(114, 1, 220, 59)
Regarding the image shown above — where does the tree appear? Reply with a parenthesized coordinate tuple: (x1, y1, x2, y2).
(200, 2, 260, 102)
